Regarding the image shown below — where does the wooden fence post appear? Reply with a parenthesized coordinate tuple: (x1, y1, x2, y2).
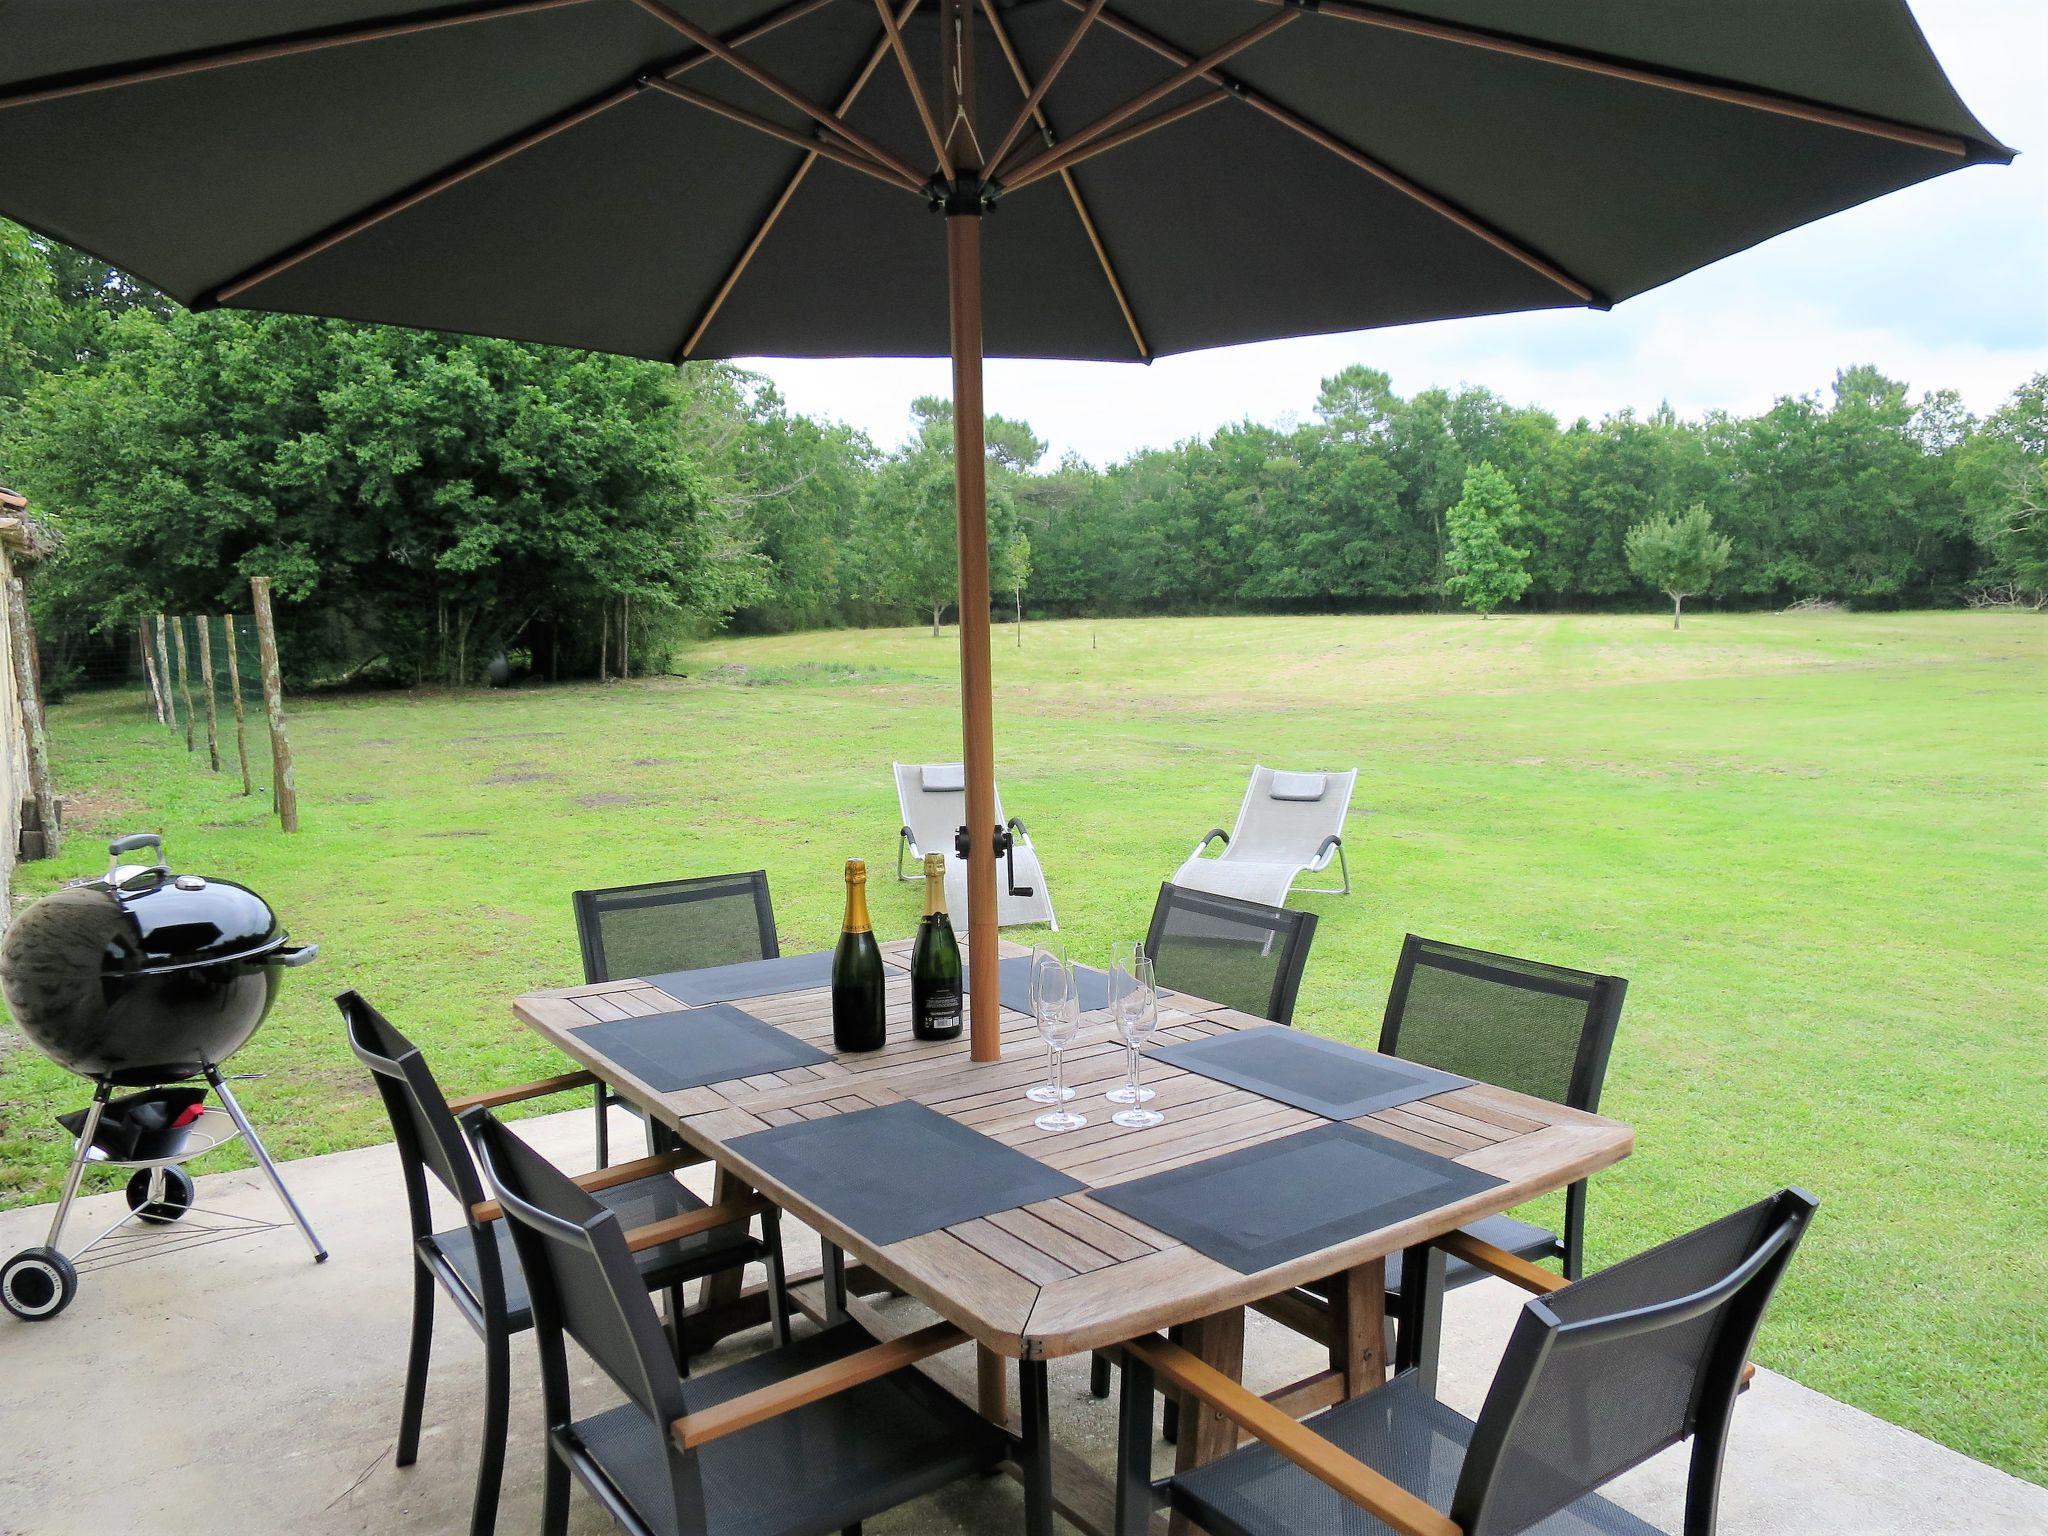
(249, 578, 298, 832)
(138, 618, 167, 724)
(223, 614, 253, 795)
(173, 616, 196, 751)
(154, 614, 178, 732)
(8, 577, 58, 859)
(196, 613, 221, 772)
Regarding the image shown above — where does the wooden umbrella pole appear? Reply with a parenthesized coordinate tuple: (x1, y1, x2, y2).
(940, 0, 1000, 1068)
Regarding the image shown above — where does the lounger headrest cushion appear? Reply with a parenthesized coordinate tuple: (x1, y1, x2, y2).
(921, 764, 966, 793)
(1268, 770, 1328, 802)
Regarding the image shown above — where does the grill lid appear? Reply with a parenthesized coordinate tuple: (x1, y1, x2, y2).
(97, 833, 283, 975)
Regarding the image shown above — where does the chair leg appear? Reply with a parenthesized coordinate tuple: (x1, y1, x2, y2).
(1392, 1243, 1446, 1398)
(470, 1322, 511, 1536)
(763, 1212, 793, 1348)
(593, 1082, 610, 1169)
(395, 1260, 435, 1467)
(1115, 1354, 1159, 1536)
(1019, 1359, 1054, 1536)
(1090, 1349, 1113, 1399)
(666, 1280, 690, 1375)
(542, 1444, 572, 1536)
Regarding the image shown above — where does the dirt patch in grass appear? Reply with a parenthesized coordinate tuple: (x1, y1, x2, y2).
(575, 792, 653, 809)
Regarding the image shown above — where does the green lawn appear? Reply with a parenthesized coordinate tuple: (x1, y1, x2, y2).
(3, 611, 2042, 1480)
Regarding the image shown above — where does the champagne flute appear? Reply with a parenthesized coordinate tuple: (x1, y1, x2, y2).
(1032, 961, 1087, 1133)
(1025, 942, 1075, 1106)
(1105, 942, 1157, 1108)
(1109, 951, 1163, 1129)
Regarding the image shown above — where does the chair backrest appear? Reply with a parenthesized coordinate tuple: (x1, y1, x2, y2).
(894, 761, 1009, 857)
(338, 989, 487, 1221)
(572, 870, 778, 984)
(1453, 1188, 1818, 1536)
(1144, 883, 1318, 1026)
(1226, 765, 1357, 862)
(1378, 936, 1624, 1114)
(468, 1111, 703, 1529)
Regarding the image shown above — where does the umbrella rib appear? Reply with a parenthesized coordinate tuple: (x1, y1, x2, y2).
(0, 0, 597, 111)
(871, 0, 955, 181)
(981, 0, 1107, 177)
(1073, 1, 1598, 306)
(205, 0, 841, 306)
(1003, 90, 1229, 190)
(994, 10, 1296, 188)
(976, 0, 1147, 361)
(1283, 0, 1975, 159)
(625, 0, 928, 189)
(678, 0, 923, 361)
(642, 77, 922, 190)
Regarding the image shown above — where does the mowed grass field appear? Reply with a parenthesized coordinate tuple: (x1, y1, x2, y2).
(2, 611, 2042, 1480)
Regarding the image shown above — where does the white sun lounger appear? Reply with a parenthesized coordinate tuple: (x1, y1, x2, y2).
(893, 762, 1059, 930)
(1171, 765, 1358, 909)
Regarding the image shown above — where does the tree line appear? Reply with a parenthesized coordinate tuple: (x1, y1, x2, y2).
(1, 221, 2040, 693)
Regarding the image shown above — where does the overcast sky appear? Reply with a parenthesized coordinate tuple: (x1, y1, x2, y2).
(742, 1, 2046, 465)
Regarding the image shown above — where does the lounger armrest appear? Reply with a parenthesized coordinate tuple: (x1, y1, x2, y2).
(1006, 815, 1029, 840)
(900, 824, 916, 845)
(469, 1147, 707, 1224)
(1125, 1336, 1460, 1536)
(1310, 833, 1342, 869)
(1436, 1231, 1568, 1294)
(670, 1320, 967, 1450)
(1191, 827, 1230, 857)
(446, 1068, 599, 1114)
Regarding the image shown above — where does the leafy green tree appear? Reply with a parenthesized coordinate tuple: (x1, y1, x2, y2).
(0, 221, 61, 404)
(1625, 501, 1734, 628)
(1003, 530, 1031, 644)
(11, 309, 754, 681)
(1954, 373, 2048, 605)
(1443, 462, 1529, 617)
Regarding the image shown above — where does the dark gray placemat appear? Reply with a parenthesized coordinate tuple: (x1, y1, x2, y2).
(729, 1100, 1085, 1246)
(1089, 1123, 1505, 1274)
(570, 1003, 829, 1092)
(1148, 1025, 1470, 1120)
(647, 951, 835, 1005)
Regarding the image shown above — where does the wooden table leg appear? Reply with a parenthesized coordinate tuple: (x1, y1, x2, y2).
(1329, 1258, 1387, 1399)
(978, 1344, 1009, 1424)
(1169, 1306, 1245, 1536)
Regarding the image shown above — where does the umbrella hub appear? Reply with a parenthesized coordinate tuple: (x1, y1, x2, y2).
(928, 174, 996, 217)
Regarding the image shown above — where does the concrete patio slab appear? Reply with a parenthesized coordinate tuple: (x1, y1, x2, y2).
(1, 1106, 2040, 1535)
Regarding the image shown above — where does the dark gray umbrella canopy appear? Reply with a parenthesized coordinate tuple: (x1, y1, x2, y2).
(0, 0, 2011, 1058)
(0, 0, 2012, 364)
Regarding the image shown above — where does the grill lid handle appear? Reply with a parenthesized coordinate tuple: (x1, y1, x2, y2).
(106, 832, 169, 891)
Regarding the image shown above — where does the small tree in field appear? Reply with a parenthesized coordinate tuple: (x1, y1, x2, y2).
(1625, 501, 1733, 629)
(1444, 462, 1529, 617)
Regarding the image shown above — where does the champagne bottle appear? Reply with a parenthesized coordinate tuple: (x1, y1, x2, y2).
(830, 858, 887, 1052)
(909, 853, 963, 1041)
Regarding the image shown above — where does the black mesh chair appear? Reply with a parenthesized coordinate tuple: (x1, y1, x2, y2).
(467, 1109, 1010, 1536)
(572, 871, 779, 1167)
(1144, 882, 1320, 1027)
(340, 991, 784, 1536)
(1115, 1190, 1818, 1536)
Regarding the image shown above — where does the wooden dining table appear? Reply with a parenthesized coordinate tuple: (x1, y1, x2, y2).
(512, 938, 1632, 1536)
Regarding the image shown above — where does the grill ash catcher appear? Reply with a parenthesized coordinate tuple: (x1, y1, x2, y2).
(1, 833, 326, 1321)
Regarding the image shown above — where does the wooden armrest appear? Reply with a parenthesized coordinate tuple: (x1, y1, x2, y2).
(470, 1147, 706, 1224)
(671, 1320, 966, 1451)
(1437, 1231, 1568, 1295)
(622, 1192, 770, 1253)
(446, 1068, 598, 1114)
(1125, 1336, 1460, 1536)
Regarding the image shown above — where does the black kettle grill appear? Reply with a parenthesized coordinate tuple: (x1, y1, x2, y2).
(1, 834, 327, 1321)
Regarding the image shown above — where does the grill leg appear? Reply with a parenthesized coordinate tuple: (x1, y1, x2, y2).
(45, 1081, 111, 1253)
(206, 1068, 326, 1260)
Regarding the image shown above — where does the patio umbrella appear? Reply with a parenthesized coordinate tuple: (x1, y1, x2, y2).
(0, 0, 2011, 1058)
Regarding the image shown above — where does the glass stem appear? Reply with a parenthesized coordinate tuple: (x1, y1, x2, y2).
(1053, 1045, 1067, 1107)
(1126, 1042, 1140, 1095)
